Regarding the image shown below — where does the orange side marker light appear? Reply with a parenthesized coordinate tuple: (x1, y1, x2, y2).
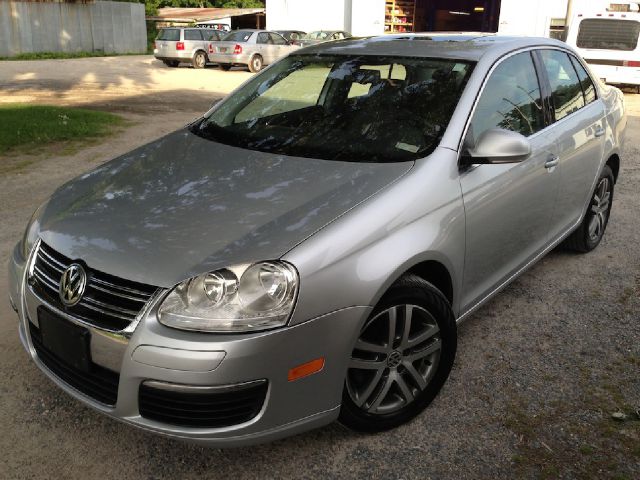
(287, 357, 325, 382)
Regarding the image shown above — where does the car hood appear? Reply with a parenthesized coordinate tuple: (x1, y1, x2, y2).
(38, 129, 412, 288)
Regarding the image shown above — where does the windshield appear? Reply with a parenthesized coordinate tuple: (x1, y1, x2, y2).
(223, 30, 253, 42)
(192, 55, 473, 162)
(577, 18, 640, 50)
(305, 31, 329, 40)
(157, 29, 180, 41)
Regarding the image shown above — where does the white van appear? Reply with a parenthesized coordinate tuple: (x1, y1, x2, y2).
(566, 10, 640, 88)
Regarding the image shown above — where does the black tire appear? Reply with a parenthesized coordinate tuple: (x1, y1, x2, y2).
(164, 60, 179, 68)
(219, 63, 232, 71)
(192, 51, 207, 69)
(339, 274, 457, 433)
(248, 54, 263, 73)
(563, 165, 614, 253)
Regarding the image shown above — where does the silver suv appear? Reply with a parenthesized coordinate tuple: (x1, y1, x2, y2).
(154, 27, 223, 69)
(10, 34, 626, 446)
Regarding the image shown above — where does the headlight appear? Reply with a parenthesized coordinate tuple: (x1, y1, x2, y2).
(158, 261, 298, 332)
(21, 202, 46, 259)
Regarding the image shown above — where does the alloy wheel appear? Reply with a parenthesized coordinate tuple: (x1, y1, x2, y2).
(588, 176, 611, 242)
(346, 304, 442, 415)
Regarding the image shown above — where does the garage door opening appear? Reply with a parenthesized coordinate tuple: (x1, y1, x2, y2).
(385, 0, 501, 34)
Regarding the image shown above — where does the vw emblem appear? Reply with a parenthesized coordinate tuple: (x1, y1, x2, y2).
(59, 263, 87, 307)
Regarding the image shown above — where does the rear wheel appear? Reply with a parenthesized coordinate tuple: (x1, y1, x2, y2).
(192, 51, 207, 69)
(248, 55, 263, 73)
(563, 165, 614, 253)
(339, 275, 457, 432)
(219, 63, 232, 71)
(164, 60, 179, 68)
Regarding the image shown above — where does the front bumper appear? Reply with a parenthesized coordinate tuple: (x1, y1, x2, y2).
(9, 243, 368, 446)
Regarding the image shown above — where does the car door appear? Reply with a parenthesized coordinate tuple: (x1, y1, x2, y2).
(269, 32, 290, 61)
(255, 32, 272, 63)
(459, 51, 561, 311)
(535, 49, 606, 239)
(183, 29, 203, 57)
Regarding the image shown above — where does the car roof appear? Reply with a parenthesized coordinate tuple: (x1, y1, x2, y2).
(296, 33, 569, 62)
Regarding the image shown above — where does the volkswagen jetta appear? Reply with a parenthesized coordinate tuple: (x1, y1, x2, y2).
(8, 34, 626, 446)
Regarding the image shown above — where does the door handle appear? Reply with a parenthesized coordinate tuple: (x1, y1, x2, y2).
(545, 155, 559, 169)
(594, 125, 605, 137)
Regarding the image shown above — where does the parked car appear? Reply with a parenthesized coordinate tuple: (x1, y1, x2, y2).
(10, 34, 626, 447)
(208, 29, 299, 72)
(275, 30, 306, 44)
(154, 27, 223, 69)
(298, 30, 351, 46)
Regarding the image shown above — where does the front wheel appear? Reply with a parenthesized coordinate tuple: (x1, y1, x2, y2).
(563, 165, 614, 253)
(248, 55, 263, 73)
(339, 275, 457, 432)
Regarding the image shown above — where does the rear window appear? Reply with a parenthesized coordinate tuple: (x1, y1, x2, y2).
(157, 29, 180, 42)
(577, 18, 640, 51)
(223, 31, 253, 42)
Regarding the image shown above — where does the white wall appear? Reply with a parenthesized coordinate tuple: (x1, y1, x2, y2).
(266, 0, 348, 32)
(266, 0, 385, 35)
(350, 0, 385, 36)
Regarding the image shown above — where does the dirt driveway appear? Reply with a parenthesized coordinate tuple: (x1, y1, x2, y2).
(0, 55, 638, 479)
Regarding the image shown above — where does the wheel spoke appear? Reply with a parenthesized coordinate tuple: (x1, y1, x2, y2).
(400, 305, 414, 348)
(352, 369, 385, 407)
(387, 306, 398, 349)
(588, 215, 599, 238)
(402, 360, 428, 389)
(405, 338, 442, 362)
(395, 374, 415, 403)
(349, 358, 386, 370)
(368, 374, 395, 413)
(406, 324, 440, 349)
(354, 338, 388, 354)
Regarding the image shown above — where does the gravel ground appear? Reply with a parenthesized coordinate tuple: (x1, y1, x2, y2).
(0, 56, 638, 479)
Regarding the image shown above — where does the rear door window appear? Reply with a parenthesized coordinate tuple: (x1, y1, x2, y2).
(257, 32, 270, 44)
(470, 52, 544, 142)
(570, 56, 597, 105)
(184, 30, 203, 41)
(269, 33, 288, 45)
(539, 50, 585, 121)
(202, 30, 221, 41)
(224, 31, 253, 42)
(157, 29, 180, 41)
(577, 18, 640, 51)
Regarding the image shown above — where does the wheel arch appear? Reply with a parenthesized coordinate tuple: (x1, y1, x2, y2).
(369, 255, 457, 317)
(606, 153, 620, 183)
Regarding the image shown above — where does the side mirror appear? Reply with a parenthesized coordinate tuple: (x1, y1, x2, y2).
(462, 128, 531, 166)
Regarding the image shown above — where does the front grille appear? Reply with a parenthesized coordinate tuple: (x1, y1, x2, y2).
(29, 322, 120, 406)
(139, 381, 268, 428)
(30, 241, 158, 331)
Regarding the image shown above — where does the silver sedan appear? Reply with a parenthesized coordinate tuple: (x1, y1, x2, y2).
(208, 29, 299, 72)
(9, 34, 626, 446)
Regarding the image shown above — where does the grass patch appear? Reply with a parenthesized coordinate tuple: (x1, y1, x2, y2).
(0, 51, 144, 61)
(0, 104, 125, 173)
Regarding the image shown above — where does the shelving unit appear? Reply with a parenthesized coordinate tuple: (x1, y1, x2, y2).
(385, 0, 416, 33)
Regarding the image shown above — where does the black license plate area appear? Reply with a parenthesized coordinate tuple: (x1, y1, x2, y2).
(38, 307, 91, 373)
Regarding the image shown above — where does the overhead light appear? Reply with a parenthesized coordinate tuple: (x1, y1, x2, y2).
(474, 6, 485, 12)
(449, 10, 471, 16)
